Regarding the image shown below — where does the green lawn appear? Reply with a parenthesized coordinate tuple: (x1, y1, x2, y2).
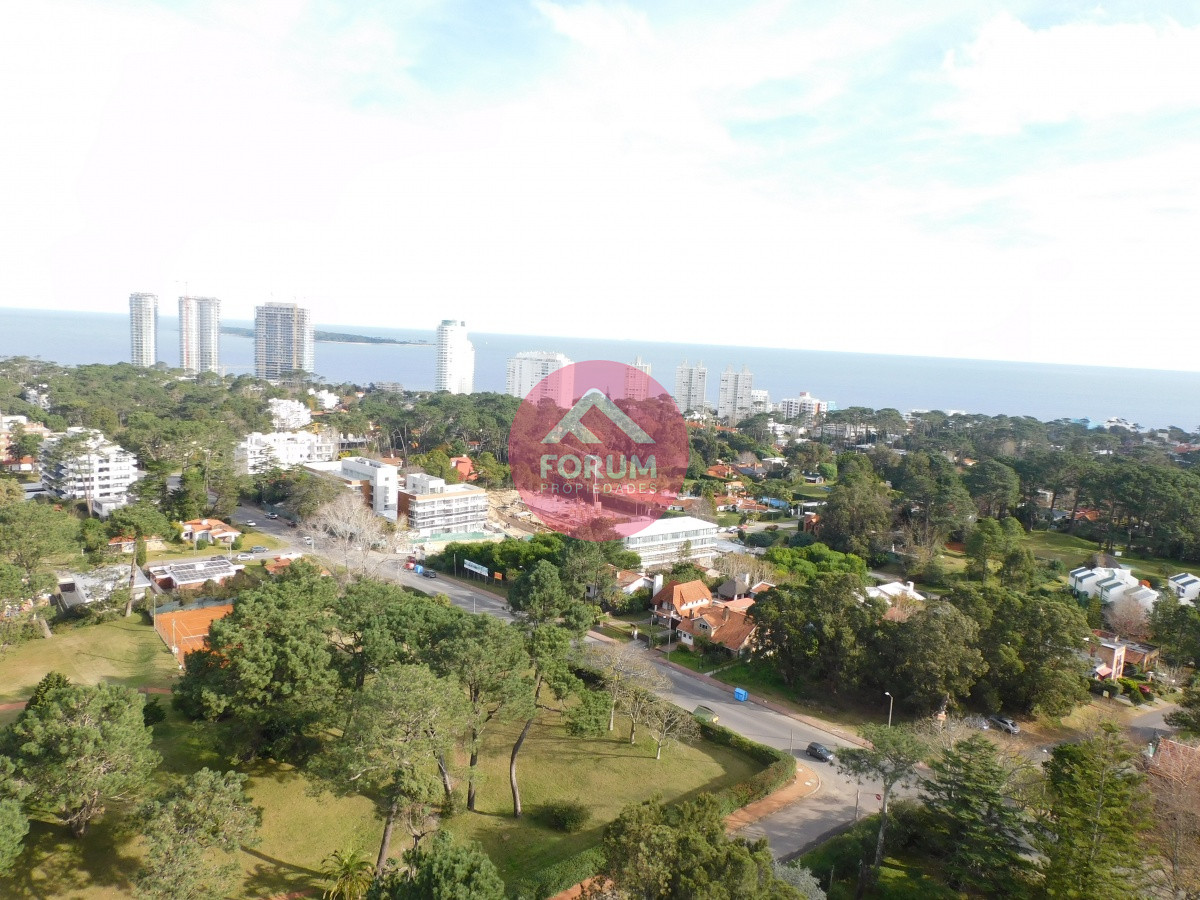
(1023, 530, 1186, 581)
(144, 531, 288, 564)
(443, 708, 762, 888)
(664, 647, 717, 674)
(0, 617, 178, 705)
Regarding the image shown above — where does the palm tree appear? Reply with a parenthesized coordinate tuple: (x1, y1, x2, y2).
(322, 848, 375, 900)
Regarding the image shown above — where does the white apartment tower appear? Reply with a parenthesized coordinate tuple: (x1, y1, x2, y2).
(39, 428, 139, 516)
(254, 303, 315, 380)
(179, 296, 221, 374)
(436, 320, 474, 394)
(717, 366, 754, 423)
(506, 351, 573, 404)
(129, 293, 158, 367)
(674, 360, 708, 414)
(626, 356, 652, 400)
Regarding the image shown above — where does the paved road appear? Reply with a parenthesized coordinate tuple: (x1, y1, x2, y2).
(236, 503, 874, 857)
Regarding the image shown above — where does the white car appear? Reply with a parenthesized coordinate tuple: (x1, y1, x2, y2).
(235, 553, 253, 560)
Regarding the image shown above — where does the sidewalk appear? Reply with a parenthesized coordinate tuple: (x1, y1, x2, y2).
(724, 763, 822, 833)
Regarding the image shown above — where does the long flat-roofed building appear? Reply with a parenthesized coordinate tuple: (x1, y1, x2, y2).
(622, 515, 718, 568)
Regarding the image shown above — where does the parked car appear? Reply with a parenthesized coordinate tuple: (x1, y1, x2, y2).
(251, 546, 268, 553)
(286, 519, 298, 528)
(303, 536, 313, 544)
(988, 715, 1020, 734)
(421, 570, 438, 579)
(235, 553, 253, 560)
(693, 705, 719, 724)
(403, 561, 416, 570)
(243, 521, 257, 527)
(265, 513, 279, 520)
(806, 742, 835, 763)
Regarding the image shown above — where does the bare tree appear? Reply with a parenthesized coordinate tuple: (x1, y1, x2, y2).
(310, 492, 398, 582)
(1147, 739, 1200, 898)
(714, 552, 776, 586)
(643, 699, 700, 760)
(619, 685, 661, 746)
(1105, 596, 1150, 640)
(584, 642, 666, 733)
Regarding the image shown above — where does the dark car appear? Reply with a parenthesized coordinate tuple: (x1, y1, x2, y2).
(421, 570, 438, 579)
(250, 546, 268, 553)
(988, 715, 1020, 734)
(805, 742, 835, 763)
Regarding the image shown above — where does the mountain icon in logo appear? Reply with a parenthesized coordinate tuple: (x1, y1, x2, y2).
(541, 388, 654, 445)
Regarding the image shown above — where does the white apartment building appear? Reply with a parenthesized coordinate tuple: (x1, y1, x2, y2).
(622, 515, 718, 568)
(254, 302, 315, 380)
(436, 320, 475, 394)
(674, 360, 708, 414)
(179, 296, 220, 374)
(506, 351, 573, 405)
(1069, 565, 1160, 609)
(233, 430, 337, 475)
(750, 389, 772, 415)
(717, 366, 754, 423)
(625, 356, 652, 400)
(397, 472, 488, 537)
(129, 292, 158, 368)
(268, 398, 312, 430)
(1167, 572, 1200, 605)
(777, 392, 830, 422)
(305, 456, 400, 516)
(39, 428, 139, 515)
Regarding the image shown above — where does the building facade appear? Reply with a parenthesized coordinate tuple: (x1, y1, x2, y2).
(435, 320, 474, 394)
(233, 430, 337, 475)
(622, 515, 718, 568)
(506, 351, 573, 404)
(268, 398, 312, 430)
(39, 428, 139, 514)
(777, 391, 830, 422)
(674, 360, 708, 414)
(129, 292, 158, 368)
(305, 456, 399, 516)
(254, 302, 315, 380)
(397, 472, 488, 537)
(625, 356, 652, 400)
(179, 296, 220, 374)
(717, 366, 754, 423)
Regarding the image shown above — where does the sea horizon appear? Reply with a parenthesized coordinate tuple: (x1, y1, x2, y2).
(2, 306, 1198, 431)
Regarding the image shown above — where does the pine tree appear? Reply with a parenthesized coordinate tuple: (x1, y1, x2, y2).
(922, 735, 1028, 895)
(1037, 724, 1152, 896)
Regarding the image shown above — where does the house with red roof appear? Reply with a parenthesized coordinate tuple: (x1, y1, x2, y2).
(677, 606, 757, 655)
(651, 579, 713, 625)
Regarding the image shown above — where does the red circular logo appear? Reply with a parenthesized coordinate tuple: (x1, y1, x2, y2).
(508, 360, 688, 541)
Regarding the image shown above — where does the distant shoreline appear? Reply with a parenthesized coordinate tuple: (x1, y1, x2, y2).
(219, 325, 431, 346)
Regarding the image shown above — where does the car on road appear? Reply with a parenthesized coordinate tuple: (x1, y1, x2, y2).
(303, 536, 313, 544)
(805, 742, 835, 763)
(286, 519, 298, 528)
(265, 513, 279, 520)
(421, 570, 438, 579)
(235, 553, 253, 560)
(693, 705, 719, 724)
(251, 546, 268, 553)
(988, 715, 1020, 734)
(243, 521, 257, 527)
(403, 561, 416, 570)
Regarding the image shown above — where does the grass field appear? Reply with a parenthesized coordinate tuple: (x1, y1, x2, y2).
(0, 617, 179, 705)
(1023, 529, 1186, 581)
(443, 708, 762, 887)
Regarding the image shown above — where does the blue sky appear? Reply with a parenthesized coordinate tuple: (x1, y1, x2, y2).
(2, 1, 1198, 368)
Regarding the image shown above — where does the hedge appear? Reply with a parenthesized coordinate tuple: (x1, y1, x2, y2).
(505, 717, 795, 899)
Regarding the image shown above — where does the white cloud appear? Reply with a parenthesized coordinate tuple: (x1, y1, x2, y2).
(939, 14, 1200, 134)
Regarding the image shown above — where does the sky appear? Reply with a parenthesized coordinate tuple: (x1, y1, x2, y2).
(2, 1, 1198, 369)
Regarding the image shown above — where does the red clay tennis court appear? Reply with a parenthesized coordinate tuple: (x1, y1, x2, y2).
(154, 601, 233, 665)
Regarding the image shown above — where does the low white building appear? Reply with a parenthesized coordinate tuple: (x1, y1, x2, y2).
(622, 515, 718, 568)
(307, 388, 340, 410)
(234, 430, 337, 475)
(1070, 565, 1159, 609)
(397, 473, 488, 537)
(268, 398, 312, 430)
(777, 392, 830, 422)
(39, 428, 139, 515)
(305, 456, 400, 516)
(1167, 572, 1200, 605)
(866, 580, 925, 605)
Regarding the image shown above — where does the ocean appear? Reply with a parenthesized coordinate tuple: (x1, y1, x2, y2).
(1, 307, 1198, 430)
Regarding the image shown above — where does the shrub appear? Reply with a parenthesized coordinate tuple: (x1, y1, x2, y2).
(539, 801, 591, 833)
(142, 696, 167, 727)
(509, 846, 604, 899)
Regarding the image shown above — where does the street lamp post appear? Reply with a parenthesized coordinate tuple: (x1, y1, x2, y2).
(884, 691, 894, 728)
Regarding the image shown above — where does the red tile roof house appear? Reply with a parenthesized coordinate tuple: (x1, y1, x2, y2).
(651, 579, 714, 626)
(449, 456, 477, 481)
(178, 518, 242, 545)
(677, 607, 757, 656)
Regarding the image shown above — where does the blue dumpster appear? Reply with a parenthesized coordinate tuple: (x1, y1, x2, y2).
(733, 688, 748, 702)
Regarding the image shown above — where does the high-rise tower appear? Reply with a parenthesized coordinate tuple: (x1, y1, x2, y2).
(254, 302, 314, 380)
(179, 296, 221, 374)
(129, 293, 158, 367)
(435, 320, 474, 394)
(674, 359, 708, 414)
